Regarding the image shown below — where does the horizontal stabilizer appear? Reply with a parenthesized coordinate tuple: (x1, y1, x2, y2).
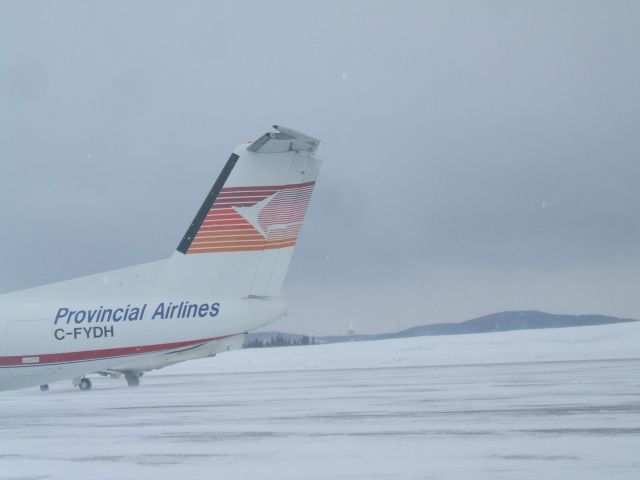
(247, 125, 320, 154)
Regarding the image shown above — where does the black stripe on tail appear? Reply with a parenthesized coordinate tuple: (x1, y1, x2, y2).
(176, 153, 239, 254)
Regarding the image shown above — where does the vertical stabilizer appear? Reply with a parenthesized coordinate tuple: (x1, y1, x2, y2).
(157, 126, 322, 298)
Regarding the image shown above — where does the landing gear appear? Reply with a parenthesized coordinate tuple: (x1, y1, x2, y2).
(79, 377, 92, 391)
(73, 376, 92, 391)
(40, 384, 49, 392)
(124, 372, 140, 387)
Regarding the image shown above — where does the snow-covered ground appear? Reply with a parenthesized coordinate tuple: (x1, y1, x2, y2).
(1, 322, 639, 479)
(169, 321, 640, 374)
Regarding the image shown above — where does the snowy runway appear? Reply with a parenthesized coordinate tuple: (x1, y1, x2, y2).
(2, 355, 639, 479)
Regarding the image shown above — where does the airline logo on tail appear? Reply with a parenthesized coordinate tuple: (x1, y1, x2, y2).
(187, 180, 316, 254)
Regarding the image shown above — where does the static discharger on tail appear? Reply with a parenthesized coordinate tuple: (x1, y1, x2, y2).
(0, 125, 323, 392)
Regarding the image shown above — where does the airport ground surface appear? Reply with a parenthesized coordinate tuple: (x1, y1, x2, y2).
(1, 353, 639, 479)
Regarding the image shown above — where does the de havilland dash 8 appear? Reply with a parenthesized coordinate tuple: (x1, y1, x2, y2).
(0, 125, 322, 392)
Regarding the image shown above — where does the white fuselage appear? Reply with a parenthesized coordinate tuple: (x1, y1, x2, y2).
(0, 292, 286, 391)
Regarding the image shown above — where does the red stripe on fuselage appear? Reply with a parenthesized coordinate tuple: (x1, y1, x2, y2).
(0, 335, 235, 367)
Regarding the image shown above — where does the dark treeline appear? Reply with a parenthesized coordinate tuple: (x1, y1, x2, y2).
(245, 334, 316, 348)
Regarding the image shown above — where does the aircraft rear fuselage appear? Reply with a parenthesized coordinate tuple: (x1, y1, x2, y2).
(0, 295, 286, 391)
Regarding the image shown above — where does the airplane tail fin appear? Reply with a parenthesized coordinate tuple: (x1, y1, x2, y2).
(157, 125, 322, 298)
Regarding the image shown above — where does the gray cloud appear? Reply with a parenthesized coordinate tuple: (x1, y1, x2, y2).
(2, 1, 639, 334)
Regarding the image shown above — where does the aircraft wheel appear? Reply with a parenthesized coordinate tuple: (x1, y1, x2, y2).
(125, 372, 140, 387)
(40, 384, 49, 392)
(79, 378, 92, 391)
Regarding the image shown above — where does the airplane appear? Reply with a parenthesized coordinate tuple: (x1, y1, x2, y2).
(0, 125, 322, 392)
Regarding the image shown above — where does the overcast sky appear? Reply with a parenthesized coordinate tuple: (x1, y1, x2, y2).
(1, 1, 639, 335)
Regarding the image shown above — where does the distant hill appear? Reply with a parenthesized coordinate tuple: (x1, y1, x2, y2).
(246, 311, 639, 347)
